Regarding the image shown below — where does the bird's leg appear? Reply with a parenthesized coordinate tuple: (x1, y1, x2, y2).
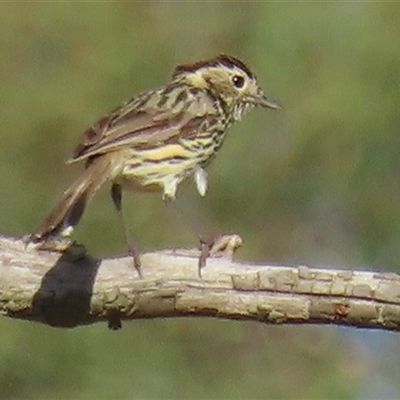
(167, 199, 243, 278)
(166, 200, 204, 277)
(111, 183, 142, 278)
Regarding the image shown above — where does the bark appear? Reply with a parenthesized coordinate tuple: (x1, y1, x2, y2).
(1, 235, 400, 331)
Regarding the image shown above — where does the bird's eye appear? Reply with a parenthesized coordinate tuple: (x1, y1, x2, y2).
(232, 75, 245, 88)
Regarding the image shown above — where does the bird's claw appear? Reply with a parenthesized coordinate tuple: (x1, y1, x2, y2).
(198, 233, 243, 277)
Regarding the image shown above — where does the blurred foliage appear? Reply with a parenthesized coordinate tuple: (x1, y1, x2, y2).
(1, 2, 400, 399)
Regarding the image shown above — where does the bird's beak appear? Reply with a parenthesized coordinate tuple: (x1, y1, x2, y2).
(257, 94, 281, 110)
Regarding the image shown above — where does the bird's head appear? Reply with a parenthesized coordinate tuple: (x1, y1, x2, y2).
(173, 54, 280, 121)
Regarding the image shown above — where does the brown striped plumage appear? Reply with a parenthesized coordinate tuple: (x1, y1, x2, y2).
(30, 54, 280, 276)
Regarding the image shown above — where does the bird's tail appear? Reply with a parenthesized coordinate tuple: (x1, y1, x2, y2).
(31, 155, 120, 242)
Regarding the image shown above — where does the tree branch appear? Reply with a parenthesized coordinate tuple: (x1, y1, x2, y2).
(1, 235, 400, 331)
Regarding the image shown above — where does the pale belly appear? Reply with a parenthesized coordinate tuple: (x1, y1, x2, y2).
(119, 156, 198, 193)
(118, 136, 224, 199)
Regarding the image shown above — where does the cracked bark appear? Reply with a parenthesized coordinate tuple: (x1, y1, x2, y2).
(1, 235, 400, 331)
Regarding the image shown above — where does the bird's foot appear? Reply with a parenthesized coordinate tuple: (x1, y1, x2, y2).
(198, 233, 243, 277)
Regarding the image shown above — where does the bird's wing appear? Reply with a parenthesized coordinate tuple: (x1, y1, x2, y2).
(69, 86, 217, 163)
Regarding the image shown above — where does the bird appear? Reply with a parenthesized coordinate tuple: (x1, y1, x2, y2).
(29, 54, 280, 277)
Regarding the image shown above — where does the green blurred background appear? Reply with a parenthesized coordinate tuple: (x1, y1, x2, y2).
(1, 2, 400, 399)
